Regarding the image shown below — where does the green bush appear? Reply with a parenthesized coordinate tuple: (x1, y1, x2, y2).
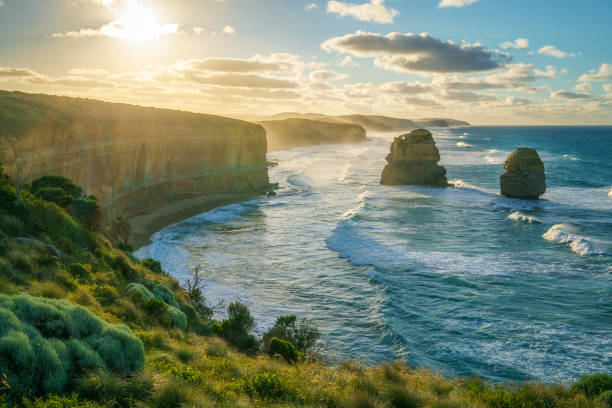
(387, 386, 422, 408)
(0, 294, 144, 400)
(75, 370, 153, 408)
(141, 258, 162, 274)
(598, 390, 612, 407)
(91, 285, 119, 306)
(246, 372, 291, 400)
(112, 256, 137, 279)
(150, 284, 179, 308)
(215, 302, 259, 354)
(70, 198, 102, 231)
(572, 374, 612, 398)
(68, 263, 91, 283)
(0, 214, 23, 236)
(142, 298, 167, 315)
(21, 394, 104, 408)
(125, 283, 154, 302)
(268, 337, 302, 363)
(150, 382, 193, 408)
(0, 184, 17, 213)
(262, 314, 320, 355)
(34, 187, 74, 208)
(30, 175, 82, 199)
(163, 306, 187, 331)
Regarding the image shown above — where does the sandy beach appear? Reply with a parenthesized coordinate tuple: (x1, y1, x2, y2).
(129, 193, 257, 250)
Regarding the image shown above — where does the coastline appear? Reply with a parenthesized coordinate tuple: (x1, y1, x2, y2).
(129, 193, 258, 250)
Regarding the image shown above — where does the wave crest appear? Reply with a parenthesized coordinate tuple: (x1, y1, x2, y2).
(542, 224, 604, 256)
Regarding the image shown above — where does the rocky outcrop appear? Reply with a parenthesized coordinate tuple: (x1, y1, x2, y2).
(380, 129, 448, 186)
(500, 148, 546, 199)
(0, 91, 270, 221)
(259, 118, 366, 151)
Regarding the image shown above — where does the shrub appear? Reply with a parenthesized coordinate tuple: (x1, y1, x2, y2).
(262, 314, 320, 355)
(0, 214, 23, 236)
(142, 298, 168, 315)
(150, 382, 193, 408)
(599, 390, 612, 407)
(0, 184, 17, 213)
(141, 258, 162, 274)
(162, 306, 187, 331)
(68, 263, 91, 283)
(71, 198, 102, 231)
(268, 337, 302, 363)
(175, 348, 196, 363)
(34, 187, 74, 207)
(0, 294, 144, 400)
(109, 218, 132, 248)
(91, 284, 119, 306)
(387, 386, 422, 408)
(21, 394, 104, 408)
(125, 283, 154, 301)
(150, 284, 179, 309)
(246, 372, 290, 400)
(215, 302, 259, 354)
(112, 255, 137, 279)
(572, 374, 612, 398)
(30, 175, 82, 199)
(185, 265, 213, 319)
(75, 370, 153, 408)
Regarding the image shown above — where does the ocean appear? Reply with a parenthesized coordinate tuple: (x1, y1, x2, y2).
(136, 126, 612, 383)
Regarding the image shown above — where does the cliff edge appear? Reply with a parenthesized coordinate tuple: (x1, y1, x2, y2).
(0, 91, 270, 225)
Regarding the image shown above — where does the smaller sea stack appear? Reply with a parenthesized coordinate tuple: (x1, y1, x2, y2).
(500, 148, 546, 199)
(380, 129, 448, 186)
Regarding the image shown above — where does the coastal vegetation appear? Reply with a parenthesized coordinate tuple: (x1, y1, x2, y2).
(0, 165, 610, 408)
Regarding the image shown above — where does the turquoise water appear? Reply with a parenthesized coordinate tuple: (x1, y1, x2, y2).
(136, 126, 612, 383)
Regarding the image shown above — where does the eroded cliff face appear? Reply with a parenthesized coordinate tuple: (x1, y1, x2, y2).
(0, 91, 270, 220)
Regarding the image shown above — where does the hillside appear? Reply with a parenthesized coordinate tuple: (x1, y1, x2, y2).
(0, 91, 271, 228)
(259, 118, 367, 151)
(0, 165, 609, 408)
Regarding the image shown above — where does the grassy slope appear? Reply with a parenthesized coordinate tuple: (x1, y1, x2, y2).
(0, 172, 609, 408)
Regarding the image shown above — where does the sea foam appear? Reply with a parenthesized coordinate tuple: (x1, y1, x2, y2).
(456, 142, 474, 147)
(508, 211, 540, 223)
(542, 224, 604, 256)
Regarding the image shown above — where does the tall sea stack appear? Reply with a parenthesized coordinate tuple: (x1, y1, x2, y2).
(380, 129, 448, 186)
(500, 148, 546, 199)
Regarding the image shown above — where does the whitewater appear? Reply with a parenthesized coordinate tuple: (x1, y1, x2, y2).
(136, 126, 612, 383)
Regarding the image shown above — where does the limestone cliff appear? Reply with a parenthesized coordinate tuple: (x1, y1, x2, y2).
(259, 118, 366, 152)
(380, 129, 448, 186)
(0, 91, 270, 221)
(500, 148, 546, 199)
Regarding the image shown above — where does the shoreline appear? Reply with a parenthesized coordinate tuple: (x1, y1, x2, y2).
(129, 193, 258, 250)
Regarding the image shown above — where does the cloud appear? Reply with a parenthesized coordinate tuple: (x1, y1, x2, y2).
(68, 68, 110, 76)
(222, 25, 235, 35)
(537, 45, 579, 58)
(183, 73, 298, 89)
(578, 63, 612, 82)
(178, 58, 294, 73)
(0, 1, 4, 7)
(338, 56, 359, 67)
(305, 3, 319, 10)
(438, 0, 479, 8)
(574, 82, 592, 91)
(193, 27, 204, 35)
(499, 38, 528, 50)
(322, 31, 511, 74)
(0, 67, 41, 77)
(308, 69, 348, 81)
(52, 20, 180, 39)
(551, 90, 593, 100)
(379, 81, 432, 94)
(603, 84, 612, 93)
(326, 0, 399, 24)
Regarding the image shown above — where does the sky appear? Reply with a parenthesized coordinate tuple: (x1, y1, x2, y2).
(0, 0, 611, 125)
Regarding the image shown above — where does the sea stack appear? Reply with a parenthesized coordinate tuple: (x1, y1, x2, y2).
(380, 129, 448, 186)
(500, 148, 546, 199)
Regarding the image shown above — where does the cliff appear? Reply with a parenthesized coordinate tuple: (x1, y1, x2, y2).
(380, 129, 448, 186)
(0, 91, 270, 223)
(259, 118, 366, 151)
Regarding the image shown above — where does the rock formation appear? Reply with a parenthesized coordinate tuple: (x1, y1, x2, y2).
(259, 118, 366, 151)
(500, 148, 546, 199)
(0, 91, 271, 221)
(380, 129, 448, 186)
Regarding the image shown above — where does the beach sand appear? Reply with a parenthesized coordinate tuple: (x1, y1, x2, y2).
(129, 193, 257, 250)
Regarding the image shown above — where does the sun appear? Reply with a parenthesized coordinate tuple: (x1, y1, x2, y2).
(104, 1, 178, 42)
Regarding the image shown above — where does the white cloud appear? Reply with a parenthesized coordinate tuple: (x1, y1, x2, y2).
(222, 25, 235, 35)
(338, 55, 359, 67)
(499, 38, 528, 50)
(305, 3, 319, 10)
(603, 84, 612, 93)
(326, 0, 399, 24)
(578, 63, 612, 82)
(537, 45, 579, 58)
(438, 0, 479, 8)
(308, 69, 348, 81)
(574, 82, 592, 91)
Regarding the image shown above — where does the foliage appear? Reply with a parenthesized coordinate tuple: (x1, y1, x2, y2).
(149, 382, 193, 408)
(33, 187, 74, 208)
(598, 390, 612, 407)
(214, 301, 259, 354)
(0, 294, 144, 400)
(75, 370, 153, 408)
(20, 394, 104, 408)
(68, 264, 91, 283)
(262, 314, 320, 355)
(0, 185, 17, 214)
(30, 175, 82, 200)
(70, 198, 102, 231)
(572, 374, 612, 399)
(150, 284, 179, 309)
(140, 258, 162, 274)
(268, 337, 302, 363)
(246, 372, 291, 400)
(108, 218, 131, 248)
(91, 285, 118, 306)
(185, 265, 213, 319)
